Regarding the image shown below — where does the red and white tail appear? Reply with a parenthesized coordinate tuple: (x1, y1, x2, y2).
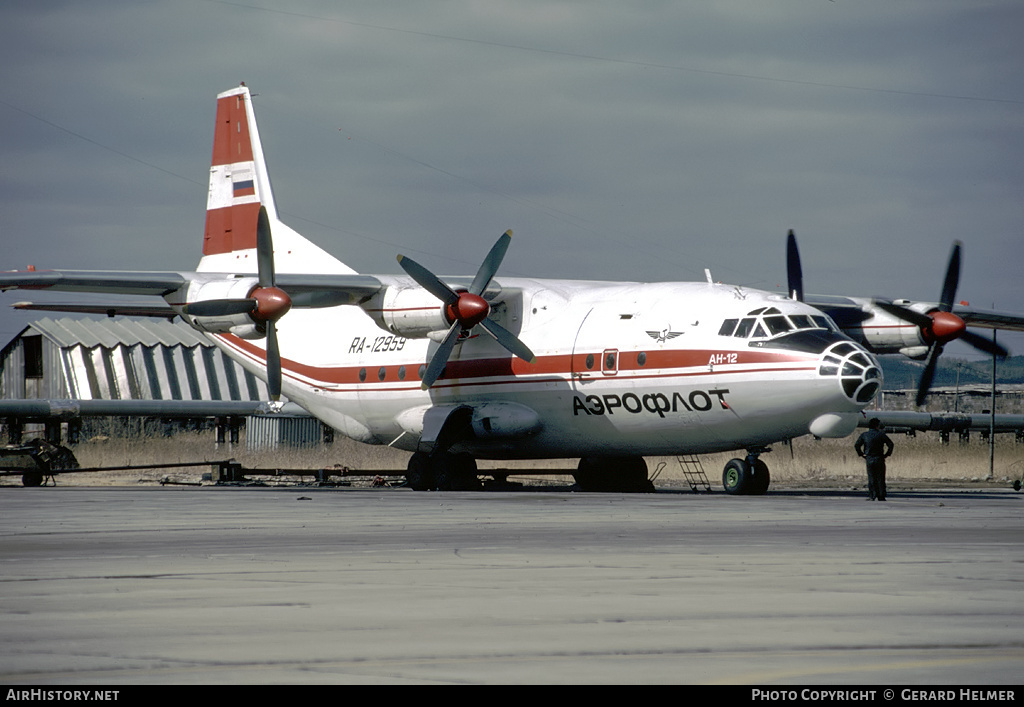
(199, 84, 355, 275)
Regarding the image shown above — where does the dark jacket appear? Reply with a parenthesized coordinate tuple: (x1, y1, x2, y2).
(855, 428, 893, 461)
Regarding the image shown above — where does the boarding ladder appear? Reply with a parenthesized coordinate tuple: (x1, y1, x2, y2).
(676, 454, 712, 493)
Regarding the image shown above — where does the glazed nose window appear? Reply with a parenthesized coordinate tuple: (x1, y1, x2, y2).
(819, 342, 883, 403)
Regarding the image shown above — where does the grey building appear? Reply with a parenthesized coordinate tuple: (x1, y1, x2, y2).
(0, 317, 327, 450)
(1, 316, 271, 404)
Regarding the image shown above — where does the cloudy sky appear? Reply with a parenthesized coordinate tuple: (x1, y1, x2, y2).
(2, 0, 1022, 357)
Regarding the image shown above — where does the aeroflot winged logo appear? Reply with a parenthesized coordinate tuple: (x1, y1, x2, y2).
(646, 327, 684, 343)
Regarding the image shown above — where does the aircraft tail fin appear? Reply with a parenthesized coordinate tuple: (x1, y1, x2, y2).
(199, 84, 355, 275)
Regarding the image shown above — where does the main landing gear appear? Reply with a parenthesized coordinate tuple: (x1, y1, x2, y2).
(573, 456, 654, 493)
(403, 452, 656, 493)
(721, 448, 771, 495)
(405, 451, 482, 491)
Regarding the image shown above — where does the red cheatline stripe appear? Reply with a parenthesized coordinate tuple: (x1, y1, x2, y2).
(217, 334, 816, 392)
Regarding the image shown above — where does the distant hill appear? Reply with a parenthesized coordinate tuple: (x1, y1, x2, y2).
(879, 355, 1024, 391)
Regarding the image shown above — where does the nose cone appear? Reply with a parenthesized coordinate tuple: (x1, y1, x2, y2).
(817, 341, 883, 407)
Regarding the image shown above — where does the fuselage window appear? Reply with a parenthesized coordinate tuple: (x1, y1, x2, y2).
(719, 319, 738, 336)
(602, 348, 619, 376)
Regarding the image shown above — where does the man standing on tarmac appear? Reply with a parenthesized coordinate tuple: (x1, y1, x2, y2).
(855, 418, 894, 501)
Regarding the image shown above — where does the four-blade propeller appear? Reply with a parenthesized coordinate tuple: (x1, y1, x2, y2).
(181, 206, 291, 400)
(872, 241, 1007, 406)
(397, 230, 536, 389)
(786, 232, 1007, 407)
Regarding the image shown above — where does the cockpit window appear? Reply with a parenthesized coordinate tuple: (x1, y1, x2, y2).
(734, 318, 756, 338)
(720, 309, 840, 340)
(763, 316, 792, 335)
(811, 316, 836, 332)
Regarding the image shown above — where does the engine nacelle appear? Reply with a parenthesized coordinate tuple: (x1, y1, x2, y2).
(897, 345, 930, 360)
(190, 318, 264, 340)
(366, 285, 450, 339)
(181, 277, 264, 339)
(855, 300, 931, 354)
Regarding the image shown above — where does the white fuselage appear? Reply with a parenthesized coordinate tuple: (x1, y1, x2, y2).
(208, 277, 882, 458)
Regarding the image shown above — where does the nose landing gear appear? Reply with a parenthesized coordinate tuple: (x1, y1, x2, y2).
(722, 448, 771, 495)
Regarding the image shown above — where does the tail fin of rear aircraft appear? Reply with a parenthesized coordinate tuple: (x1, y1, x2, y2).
(199, 84, 356, 275)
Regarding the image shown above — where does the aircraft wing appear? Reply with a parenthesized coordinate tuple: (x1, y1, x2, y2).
(0, 270, 187, 295)
(1, 269, 385, 310)
(804, 295, 1024, 340)
(272, 273, 384, 307)
(12, 300, 179, 318)
(951, 304, 1024, 332)
(801, 294, 873, 329)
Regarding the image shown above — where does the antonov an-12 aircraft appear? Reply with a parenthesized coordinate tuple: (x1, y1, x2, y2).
(2, 85, 1018, 493)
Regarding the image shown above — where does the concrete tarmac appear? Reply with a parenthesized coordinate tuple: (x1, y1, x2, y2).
(0, 485, 1021, 685)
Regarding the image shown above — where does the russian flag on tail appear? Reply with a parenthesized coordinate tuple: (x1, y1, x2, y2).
(233, 178, 256, 198)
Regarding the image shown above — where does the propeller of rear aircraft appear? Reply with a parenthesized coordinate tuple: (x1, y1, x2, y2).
(181, 206, 291, 400)
(786, 234, 1007, 407)
(870, 241, 1007, 406)
(786, 229, 803, 302)
(397, 230, 536, 389)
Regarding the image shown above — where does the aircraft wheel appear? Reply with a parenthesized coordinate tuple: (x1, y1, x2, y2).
(749, 459, 770, 495)
(620, 457, 654, 492)
(722, 458, 752, 495)
(405, 452, 435, 491)
(575, 457, 652, 492)
(574, 457, 605, 491)
(435, 454, 480, 491)
(22, 471, 44, 487)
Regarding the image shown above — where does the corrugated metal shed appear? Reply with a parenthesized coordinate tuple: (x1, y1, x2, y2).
(1, 317, 271, 402)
